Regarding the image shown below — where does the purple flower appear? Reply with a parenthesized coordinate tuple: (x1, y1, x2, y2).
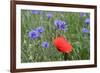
(82, 28, 89, 33)
(84, 18, 90, 24)
(36, 26, 45, 33)
(41, 42, 49, 48)
(31, 10, 40, 14)
(80, 13, 86, 18)
(54, 20, 68, 31)
(28, 30, 39, 39)
(46, 13, 52, 19)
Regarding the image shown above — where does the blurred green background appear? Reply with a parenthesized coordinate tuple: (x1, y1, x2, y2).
(21, 9, 90, 63)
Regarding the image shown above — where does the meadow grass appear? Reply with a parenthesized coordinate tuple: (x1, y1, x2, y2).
(21, 10, 90, 63)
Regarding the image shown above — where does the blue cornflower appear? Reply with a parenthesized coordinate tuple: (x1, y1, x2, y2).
(54, 20, 68, 31)
(28, 30, 39, 39)
(41, 42, 49, 48)
(82, 28, 89, 33)
(54, 20, 62, 26)
(84, 18, 90, 24)
(46, 13, 52, 19)
(80, 12, 86, 18)
(36, 26, 45, 33)
(31, 10, 40, 14)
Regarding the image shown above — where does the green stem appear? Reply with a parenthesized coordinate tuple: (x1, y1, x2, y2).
(63, 53, 69, 60)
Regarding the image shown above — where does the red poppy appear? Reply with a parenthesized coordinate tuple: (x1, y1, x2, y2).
(53, 36, 73, 53)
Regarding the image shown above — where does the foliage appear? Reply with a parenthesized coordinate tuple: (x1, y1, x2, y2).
(21, 10, 90, 63)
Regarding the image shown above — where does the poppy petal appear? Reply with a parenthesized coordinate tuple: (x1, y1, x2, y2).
(53, 36, 73, 53)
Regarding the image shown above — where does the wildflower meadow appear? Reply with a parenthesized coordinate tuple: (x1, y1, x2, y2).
(21, 10, 90, 63)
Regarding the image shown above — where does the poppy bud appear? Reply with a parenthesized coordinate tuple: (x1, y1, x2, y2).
(53, 36, 73, 53)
